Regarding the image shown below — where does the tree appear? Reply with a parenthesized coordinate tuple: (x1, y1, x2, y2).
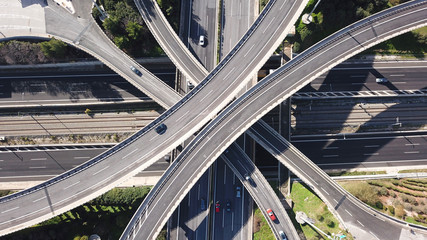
(395, 205, 405, 219)
(114, 36, 129, 49)
(39, 38, 67, 58)
(126, 21, 142, 40)
(103, 16, 121, 35)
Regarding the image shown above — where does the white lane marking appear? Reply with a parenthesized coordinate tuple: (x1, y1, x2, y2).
(231, 212, 234, 231)
(222, 210, 225, 228)
(1, 207, 19, 214)
(321, 187, 330, 195)
(333, 199, 338, 204)
(263, 17, 276, 33)
(405, 143, 420, 146)
(92, 166, 110, 176)
(0, 160, 4, 162)
(33, 196, 47, 203)
(324, 146, 338, 149)
(0, 74, 119, 79)
(345, 209, 353, 216)
(30, 158, 47, 161)
(29, 166, 46, 169)
(390, 74, 405, 77)
(369, 231, 380, 240)
(243, 44, 255, 57)
(280, 0, 286, 9)
(323, 155, 338, 158)
(222, 67, 235, 81)
(364, 145, 379, 148)
(364, 153, 379, 156)
(74, 156, 90, 159)
(122, 149, 138, 159)
(405, 151, 419, 154)
(350, 75, 365, 78)
(393, 81, 406, 84)
(357, 220, 365, 227)
(64, 181, 80, 190)
(175, 111, 189, 122)
(199, 90, 213, 103)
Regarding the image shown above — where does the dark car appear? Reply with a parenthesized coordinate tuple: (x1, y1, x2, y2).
(226, 201, 231, 212)
(279, 231, 287, 240)
(130, 66, 142, 76)
(215, 201, 220, 212)
(155, 124, 167, 135)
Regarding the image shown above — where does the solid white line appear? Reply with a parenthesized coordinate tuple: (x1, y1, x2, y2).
(122, 149, 138, 159)
(92, 166, 110, 176)
(369, 231, 380, 240)
(30, 158, 47, 161)
(345, 209, 353, 216)
(323, 155, 338, 158)
(33, 196, 47, 203)
(64, 181, 80, 190)
(404, 151, 419, 154)
(364, 145, 379, 148)
(74, 156, 90, 159)
(357, 220, 365, 227)
(1, 207, 19, 214)
(29, 166, 46, 169)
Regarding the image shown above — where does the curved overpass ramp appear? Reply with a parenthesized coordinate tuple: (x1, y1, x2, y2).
(119, 1, 427, 239)
(0, 0, 307, 236)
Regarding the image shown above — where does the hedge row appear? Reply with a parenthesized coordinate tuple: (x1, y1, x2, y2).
(368, 180, 425, 198)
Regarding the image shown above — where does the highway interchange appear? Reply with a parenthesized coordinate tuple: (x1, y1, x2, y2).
(1, 0, 427, 239)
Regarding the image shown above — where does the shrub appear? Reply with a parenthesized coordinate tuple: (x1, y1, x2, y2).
(395, 205, 405, 218)
(389, 206, 395, 215)
(325, 219, 335, 228)
(404, 203, 413, 211)
(317, 215, 324, 222)
(378, 187, 389, 196)
(375, 201, 383, 210)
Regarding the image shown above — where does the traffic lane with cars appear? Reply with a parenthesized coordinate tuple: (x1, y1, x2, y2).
(212, 158, 247, 240)
(301, 61, 427, 92)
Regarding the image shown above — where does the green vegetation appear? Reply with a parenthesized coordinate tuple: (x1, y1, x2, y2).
(253, 206, 275, 240)
(293, 0, 426, 56)
(290, 182, 351, 240)
(399, 169, 427, 173)
(0, 39, 90, 65)
(95, 0, 164, 57)
(328, 170, 386, 177)
(3, 186, 151, 240)
(156, 0, 181, 32)
(340, 178, 427, 226)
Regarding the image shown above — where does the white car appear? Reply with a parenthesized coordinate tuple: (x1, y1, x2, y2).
(199, 35, 205, 46)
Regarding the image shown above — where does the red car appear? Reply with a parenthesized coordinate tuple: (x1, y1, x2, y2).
(215, 201, 220, 212)
(266, 208, 276, 221)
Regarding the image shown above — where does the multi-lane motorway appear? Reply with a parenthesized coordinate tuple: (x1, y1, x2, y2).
(121, 1, 427, 239)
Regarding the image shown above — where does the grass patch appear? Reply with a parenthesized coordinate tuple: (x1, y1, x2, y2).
(253, 206, 275, 240)
(328, 171, 386, 177)
(398, 169, 427, 173)
(290, 182, 351, 239)
(3, 186, 151, 240)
